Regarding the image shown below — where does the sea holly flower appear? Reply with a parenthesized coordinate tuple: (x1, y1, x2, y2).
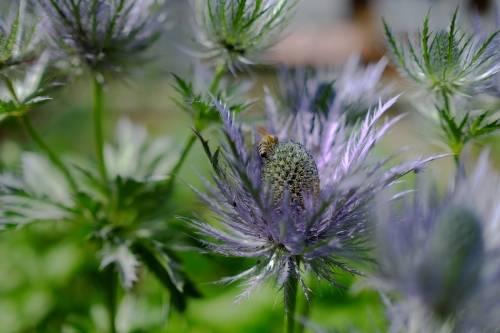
(0, 119, 200, 311)
(193, 0, 296, 71)
(372, 152, 500, 333)
(40, 0, 165, 76)
(383, 9, 500, 96)
(186, 95, 441, 330)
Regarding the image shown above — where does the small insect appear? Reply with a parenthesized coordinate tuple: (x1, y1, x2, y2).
(257, 127, 279, 158)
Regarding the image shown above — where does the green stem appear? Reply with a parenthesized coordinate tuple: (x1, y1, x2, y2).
(19, 115, 79, 195)
(297, 293, 311, 333)
(93, 77, 108, 184)
(440, 90, 463, 173)
(104, 266, 118, 333)
(441, 90, 450, 114)
(164, 133, 197, 195)
(209, 64, 227, 94)
(284, 263, 299, 333)
(453, 151, 460, 169)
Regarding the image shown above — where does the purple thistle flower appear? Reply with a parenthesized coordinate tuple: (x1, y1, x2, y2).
(372, 151, 500, 333)
(186, 90, 441, 308)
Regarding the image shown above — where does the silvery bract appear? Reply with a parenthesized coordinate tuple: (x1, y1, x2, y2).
(373, 152, 500, 333)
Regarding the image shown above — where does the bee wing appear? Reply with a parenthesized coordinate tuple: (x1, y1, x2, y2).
(257, 126, 270, 137)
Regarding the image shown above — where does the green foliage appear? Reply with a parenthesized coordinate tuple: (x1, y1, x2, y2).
(0, 120, 200, 312)
(437, 105, 500, 156)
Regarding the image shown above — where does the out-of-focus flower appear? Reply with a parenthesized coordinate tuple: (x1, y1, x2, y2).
(0, 1, 52, 122)
(186, 94, 440, 308)
(372, 152, 500, 333)
(40, 0, 165, 76)
(193, 0, 295, 70)
(269, 56, 390, 125)
(384, 9, 500, 96)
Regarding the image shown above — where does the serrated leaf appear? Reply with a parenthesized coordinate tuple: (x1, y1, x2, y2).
(100, 244, 140, 290)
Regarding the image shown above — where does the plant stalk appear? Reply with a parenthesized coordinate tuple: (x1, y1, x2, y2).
(93, 77, 108, 184)
(164, 133, 197, 195)
(19, 115, 79, 195)
(440, 90, 462, 171)
(104, 266, 118, 333)
(297, 293, 311, 333)
(209, 63, 227, 94)
(284, 264, 299, 333)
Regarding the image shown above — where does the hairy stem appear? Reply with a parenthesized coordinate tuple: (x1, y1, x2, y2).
(164, 133, 197, 195)
(19, 115, 79, 195)
(93, 77, 108, 184)
(284, 262, 299, 333)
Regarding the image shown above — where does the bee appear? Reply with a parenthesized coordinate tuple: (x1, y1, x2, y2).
(257, 127, 279, 159)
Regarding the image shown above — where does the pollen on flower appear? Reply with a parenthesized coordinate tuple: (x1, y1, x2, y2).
(261, 142, 320, 208)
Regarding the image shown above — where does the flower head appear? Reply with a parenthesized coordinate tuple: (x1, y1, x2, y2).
(384, 9, 500, 95)
(373, 152, 500, 333)
(193, 0, 295, 70)
(40, 0, 164, 76)
(187, 94, 440, 302)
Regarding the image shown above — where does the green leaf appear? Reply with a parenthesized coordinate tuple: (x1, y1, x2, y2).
(132, 241, 201, 312)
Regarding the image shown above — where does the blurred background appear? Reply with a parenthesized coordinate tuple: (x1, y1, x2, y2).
(1, 0, 499, 332)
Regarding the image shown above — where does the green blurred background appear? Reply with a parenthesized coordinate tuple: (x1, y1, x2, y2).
(1, 0, 499, 332)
